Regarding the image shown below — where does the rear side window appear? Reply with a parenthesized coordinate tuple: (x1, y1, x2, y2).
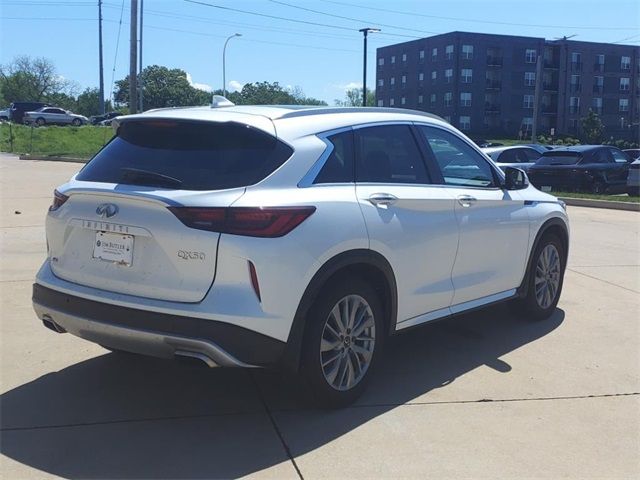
(314, 130, 354, 184)
(77, 120, 293, 190)
(355, 125, 430, 184)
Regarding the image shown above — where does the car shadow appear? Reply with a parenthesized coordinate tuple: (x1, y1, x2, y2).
(1, 304, 564, 479)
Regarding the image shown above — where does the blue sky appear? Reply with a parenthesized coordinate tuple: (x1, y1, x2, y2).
(1, 0, 639, 105)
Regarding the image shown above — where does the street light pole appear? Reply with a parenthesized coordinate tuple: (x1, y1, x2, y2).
(223, 33, 242, 98)
(359, 27, 380, 107)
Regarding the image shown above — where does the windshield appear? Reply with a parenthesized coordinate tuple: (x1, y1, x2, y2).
(77, 120, 293, 190)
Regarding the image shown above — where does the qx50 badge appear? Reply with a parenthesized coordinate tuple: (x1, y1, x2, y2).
(96, 203, 119, 218)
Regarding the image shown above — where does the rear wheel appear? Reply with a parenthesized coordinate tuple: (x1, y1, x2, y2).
(591, 180, 606, 194)
(301, 277, 384, 408)
(511, 234, 565, 320)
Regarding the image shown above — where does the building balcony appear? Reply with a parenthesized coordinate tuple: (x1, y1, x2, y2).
(485, 80, 502, 90)
(543, 83, 558, 92)
(486, 57, 503, 67)
(593, 85, 604, 94)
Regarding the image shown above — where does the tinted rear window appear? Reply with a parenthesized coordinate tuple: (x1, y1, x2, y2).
(536, 152, 581, 165)
(77, 120, 293, 190)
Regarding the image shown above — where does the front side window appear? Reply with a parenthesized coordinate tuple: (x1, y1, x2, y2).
(314, 130, 354, 184)
(419, 126, 495, 188)
(355, 125, 430, 184)
(610, 149, 630, 163)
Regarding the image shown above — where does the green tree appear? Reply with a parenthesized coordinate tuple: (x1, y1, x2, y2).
(0, 55, 76, 105)
(227, 81, 326, 106)
(334, 87, 375, 107)
(581, 109, 605, 144)
(75, 87, 113, 117)
(114, 65, 211, 111)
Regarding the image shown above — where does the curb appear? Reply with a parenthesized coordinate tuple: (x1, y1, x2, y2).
(559, 196, 640, 212)
(19, 154, 88, 164)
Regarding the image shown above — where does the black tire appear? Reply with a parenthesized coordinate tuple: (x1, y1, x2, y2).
(36, 117, 45, 127)
(72, 118, 81, 126)
(591, 180, 606, 194)
(510, 234, 565, 320)
(300, 276, 384, 408)
(627, 186, 640, 197)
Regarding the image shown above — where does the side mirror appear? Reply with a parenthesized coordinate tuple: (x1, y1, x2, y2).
(504, 167, 529, 190)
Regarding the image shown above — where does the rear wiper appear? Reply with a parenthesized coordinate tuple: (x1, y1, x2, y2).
(120, 168, 183, 188)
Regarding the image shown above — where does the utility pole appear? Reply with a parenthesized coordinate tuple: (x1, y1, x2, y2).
(358, 28, 380, 107)
(138, 0, 143, 112)
(531, 54, 543, 142)
(98, 0, 105, 114)
(129, 0, 138, 114)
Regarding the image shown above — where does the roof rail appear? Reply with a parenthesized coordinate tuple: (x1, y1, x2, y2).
(211, 95, 235, 108)
(278, 106, 445, 122)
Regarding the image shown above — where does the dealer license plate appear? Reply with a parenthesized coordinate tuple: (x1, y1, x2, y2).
(93, 231, 134, 266)
(540, 186, 552, 192)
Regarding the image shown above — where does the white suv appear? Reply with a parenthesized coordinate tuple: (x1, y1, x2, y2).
(33, 104, 569, 407)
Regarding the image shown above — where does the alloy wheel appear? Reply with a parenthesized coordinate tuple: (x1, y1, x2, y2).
(534, 244, 561, 309)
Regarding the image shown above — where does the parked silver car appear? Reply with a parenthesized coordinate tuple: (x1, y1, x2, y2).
(24, 107, 88, 126)
(0, 108, 9, 121)
(481, 145, 542, 172)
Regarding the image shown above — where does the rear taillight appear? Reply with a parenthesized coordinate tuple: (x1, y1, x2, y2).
(168, 206, 316, 238)
(49, 189, 69, 211)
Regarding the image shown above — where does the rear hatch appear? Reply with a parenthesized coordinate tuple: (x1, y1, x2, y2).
(47, 118, 293, 302)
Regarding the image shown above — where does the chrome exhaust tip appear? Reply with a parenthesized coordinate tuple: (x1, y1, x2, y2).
(42, 314, 66, 333)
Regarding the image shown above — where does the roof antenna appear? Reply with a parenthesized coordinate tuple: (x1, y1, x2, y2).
(211, 95, 235, 108)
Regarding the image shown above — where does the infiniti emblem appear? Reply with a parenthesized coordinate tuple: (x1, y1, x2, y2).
(96, 203, 119, 218)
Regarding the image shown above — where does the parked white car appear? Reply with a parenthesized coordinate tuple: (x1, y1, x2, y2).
(0, 107, 9, 121)
(482, 145, 543, 172)
(24, 107, 88, 126)
(32, 102, 569, 407)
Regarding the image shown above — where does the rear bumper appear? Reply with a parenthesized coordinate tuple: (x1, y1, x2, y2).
(32, 283, 286, 367)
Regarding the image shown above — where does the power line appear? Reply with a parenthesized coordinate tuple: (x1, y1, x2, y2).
(268, 0, 440, 36)
(319, 0, 640, 31)
(108, 0, 126, 107)
(612, 34, 640, 44)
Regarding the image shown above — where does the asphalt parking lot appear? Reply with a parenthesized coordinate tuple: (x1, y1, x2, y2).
(1, 153, 638, 479)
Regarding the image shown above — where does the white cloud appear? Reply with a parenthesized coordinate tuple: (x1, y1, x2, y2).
(334, 82, 362, 92)
(228, 80, 244, 92)
(186, 72, 212, 92)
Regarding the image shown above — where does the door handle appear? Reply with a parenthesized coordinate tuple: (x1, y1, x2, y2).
(368, 193, 398, 207)
(457, 195, 477, 207)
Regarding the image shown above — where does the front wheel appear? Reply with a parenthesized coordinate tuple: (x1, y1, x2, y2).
(511, 234, 565, 320)
(301, 277, 384, 408)
(72, 118, 82, 126)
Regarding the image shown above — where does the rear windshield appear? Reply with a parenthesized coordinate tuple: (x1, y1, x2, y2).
(76, 120, 293, 190)
(536, 152, 581, 165)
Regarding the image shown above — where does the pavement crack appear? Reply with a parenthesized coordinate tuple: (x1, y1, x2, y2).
(249, 371, 304, 480)
(567, 268, 639, 294)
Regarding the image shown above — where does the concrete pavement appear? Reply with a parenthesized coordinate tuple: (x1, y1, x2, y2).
(1, 153, 638, 479)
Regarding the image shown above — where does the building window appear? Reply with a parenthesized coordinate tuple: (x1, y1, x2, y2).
(568, 118, 578, 132)
(445, 44, 454, 60)
(390, 77, 395, 86)
(460, 92, 472, 107)
(402, 53, 407, 62)
(522, 117, 533, 134)
(595, 54, 605, 72)
(591, 97, 602, 114)
(445, 68, 453, 83)
(431, 70, 437, 84)
(571, 52, 582, 71)
(620, 77, 630, 91)
(430, 93, 436, 105)
(401, 75, 407, 86)
(462, 44, 473, 59)
(432, 47, 438, 61)
(570, 74, 581, 92)
(390, 98, 395, 106)
(621, 56, 631, 70)
(391, 55, 396, 64)
(401, 97, 406, 105)
(569, 96, 580, 115)
(444, 92, 452, 107)
(619, 98, 629, 112)
(524, 72, 536, 87)
(523, 94, 534, 109)
(594, 75, 604, 93)
(461, 69, 472, 83)
(459, 116, 471, 131)
(418, 72, 424, 81)
(418, 95, 423, 104)
(525, 49, 537, 63)
(378, 57, 384, 66)
(377, 99, 384, 107)
(377, 79, 384, 87)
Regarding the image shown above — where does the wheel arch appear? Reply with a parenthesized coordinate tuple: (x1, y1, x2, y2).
(517, 216, 569, 298)
(280, 249, 397, 372)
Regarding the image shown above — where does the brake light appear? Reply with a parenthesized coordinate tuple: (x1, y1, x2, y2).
(168, 206, 316, 237)
(49, 189, 69, 211)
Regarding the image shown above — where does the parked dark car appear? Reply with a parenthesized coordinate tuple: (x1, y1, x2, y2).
(623, 149, 640, 161)
(9, 101, 49, 124)
(89, 111, 121, 125)
(528, 145, 632, 194)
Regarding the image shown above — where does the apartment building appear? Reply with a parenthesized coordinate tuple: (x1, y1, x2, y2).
(376, 32, 640, 141)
